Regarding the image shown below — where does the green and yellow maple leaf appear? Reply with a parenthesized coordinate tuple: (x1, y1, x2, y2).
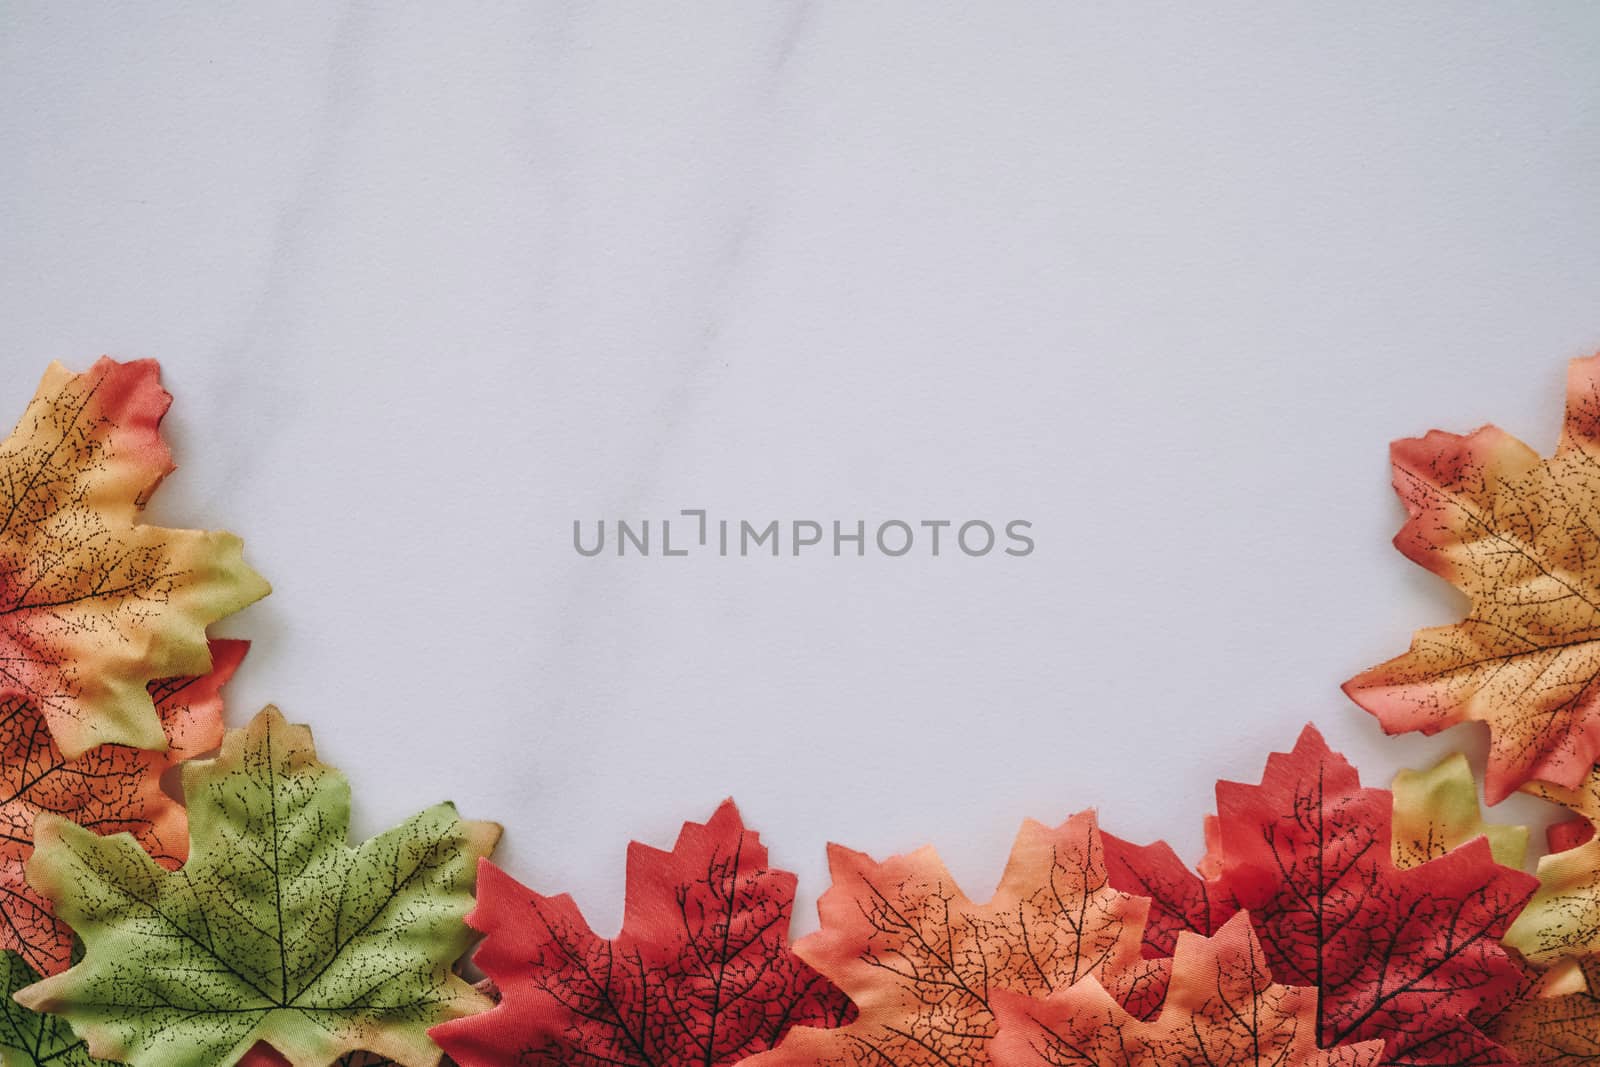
(1506, 767, 1600, 963)
(14, 707, 499, 1067)
(0, 947, 103, 1067)
(1390, 753, 1527, 870)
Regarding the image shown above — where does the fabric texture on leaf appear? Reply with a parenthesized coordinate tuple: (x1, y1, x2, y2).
(1102, 820, 1235, 962)
(1103, 726, 1537, 1066)
(0, 357, 269, 757)
(1506, 766, 1600, 962)
(1389, 752, 1527, 870)
(240, 1046, 396, 1067)
(430, 800, 853, 1067)
(1547, 818, 1596, 854)
(0, 947, 103, 1067)
(1343, 353, 1600, 802)
(1492, 954, 1600, 1065)
(0, 638, 243, 976)
(989, 912, 1384, 1067)
(13, 706, 499, 1067)
(743, 811, 1168, 1067)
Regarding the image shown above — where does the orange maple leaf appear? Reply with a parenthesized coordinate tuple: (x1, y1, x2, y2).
(1490, 955, 1600, 1066)
(989, 912, 1385, 1066)
(0, 358, 268, 757)
(744, 811, 1166, 1067)
(0, 638, 244, 976)
(1345, 353, 1600, 802)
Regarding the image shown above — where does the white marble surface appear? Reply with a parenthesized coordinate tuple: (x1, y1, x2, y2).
(2, 4, 1598, 934)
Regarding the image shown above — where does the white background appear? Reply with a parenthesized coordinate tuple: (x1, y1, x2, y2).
(2, 4, 1598, 934)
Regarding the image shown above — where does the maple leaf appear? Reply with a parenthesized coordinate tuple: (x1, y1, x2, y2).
(428, 800, 853, 1067)
(1103, 726, 1537, 1066)
(13, 706, 500, 1067)
(1102, 818, 1235, 961)
(0, 638, 244, 977)
(1389, 753, 1527, 870)
(0, 946, 104, 1067)
(742, 810, 1168, 1067)
(1505, 765, 1600, 963)
(0, 357, 269, 758)
(1548, 818, 1596, 853)
(1343, 353, 1600, 802)
(1491, 954, 1600, 1065)
(988, 912, 1385, 1067)
(241, 1045, 398, 1067)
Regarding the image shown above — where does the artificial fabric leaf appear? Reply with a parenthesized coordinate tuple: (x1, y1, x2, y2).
(743, 811, 1168, 1067)
(1390, 752, 1527, 869)
(13, 706, 500, 1067)
(0, 638, 244, 976)
(243, 1047, 396, 1067)
(1548, 818, 1595, 853)
(1505, 765, 1600, 962)
(1104, 726, 1537, 1066)
(0, 947, 103, 1067)
(1491, 954, 1600, 1065)
(429, 800, 853, 1067)
(988, 912, 1384, 1067)
(0, 357, 269, 758)
(1343, 353, 1600, 803)
(1102, 818, 1235, 961)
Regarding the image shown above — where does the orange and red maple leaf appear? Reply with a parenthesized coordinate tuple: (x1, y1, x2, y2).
(1345, 353, 1600, 802)
(990, 912, 1384, 1067)
(0, 358, 268, 758)
(744, 810, 1169, 1067)
(0, 638, 244, 975)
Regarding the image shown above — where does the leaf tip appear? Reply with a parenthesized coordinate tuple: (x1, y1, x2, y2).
(1291, 721, 1328, 750)
(461, 819, 502, 860)
(706, 795, 745, 830)
(29, 811, 73, 853)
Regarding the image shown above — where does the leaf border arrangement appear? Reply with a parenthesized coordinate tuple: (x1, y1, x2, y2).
(3, 354, 1600, 1066)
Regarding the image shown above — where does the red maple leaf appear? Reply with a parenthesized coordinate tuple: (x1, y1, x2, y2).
(1103, 816, 1236, 962)
(428, 800, 854, 1066)
(1103, 726, 1536, 1066)
(1547, 819, 1595, 854)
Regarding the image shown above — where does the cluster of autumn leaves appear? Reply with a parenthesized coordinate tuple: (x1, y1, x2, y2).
(4, 356, 1600, 1067)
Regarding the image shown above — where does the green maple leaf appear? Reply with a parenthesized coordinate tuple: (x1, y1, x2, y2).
(0, 948, 101, 1067)
(13, 707, 500, 1067)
